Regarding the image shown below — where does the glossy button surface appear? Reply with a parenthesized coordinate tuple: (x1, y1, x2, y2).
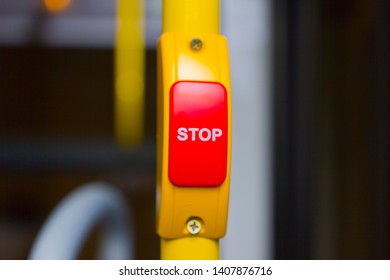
(168, 81, 228, 187)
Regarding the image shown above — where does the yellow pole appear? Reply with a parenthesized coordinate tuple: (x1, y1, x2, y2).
(115, 0, 145, 147)
(163, 0, 220, 34)
(160, 0, 221, 260)
(161, 238, 219, 260)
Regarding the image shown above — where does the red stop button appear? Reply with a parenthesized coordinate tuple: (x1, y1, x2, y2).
(168, 81, 228, 187)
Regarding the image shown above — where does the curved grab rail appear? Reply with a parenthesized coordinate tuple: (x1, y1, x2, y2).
(29, 182, 134, 260)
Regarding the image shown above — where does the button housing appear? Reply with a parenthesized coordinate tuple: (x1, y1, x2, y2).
(156, 32, 231, 239)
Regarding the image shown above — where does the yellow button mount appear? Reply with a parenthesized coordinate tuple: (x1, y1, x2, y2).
(156, 32, 231, 240)
(157, 0, 231, 260)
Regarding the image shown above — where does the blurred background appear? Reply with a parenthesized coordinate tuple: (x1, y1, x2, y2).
(0, 0, 389, 259)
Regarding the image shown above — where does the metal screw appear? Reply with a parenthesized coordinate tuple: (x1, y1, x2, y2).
(190, 38, 203, 51)
(187, 219, 202, 235)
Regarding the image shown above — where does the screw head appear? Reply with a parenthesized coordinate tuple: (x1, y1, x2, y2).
(187, 219, 202, 235)
(190, 38, 203, 51)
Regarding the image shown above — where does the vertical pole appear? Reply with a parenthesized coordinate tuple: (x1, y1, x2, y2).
(160, 0, 222, 260)
(163, 0, 220, 34)
(115, 0, 145, 146)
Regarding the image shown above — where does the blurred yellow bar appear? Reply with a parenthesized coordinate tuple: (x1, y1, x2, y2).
(163, 0, 220, 34)
(115, 0, 145, 147)
(160, 0, 221, 260)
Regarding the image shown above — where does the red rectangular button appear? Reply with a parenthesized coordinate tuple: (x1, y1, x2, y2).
(168, 81, 228, 187)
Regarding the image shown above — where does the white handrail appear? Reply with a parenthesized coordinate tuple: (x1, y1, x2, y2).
(29, 182, 134, 260)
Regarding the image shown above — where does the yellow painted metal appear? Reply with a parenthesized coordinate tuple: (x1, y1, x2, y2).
(163, 0, 220, 34)
(158, 0, 229, 260)
(161, 238, 219, 260)
(115, 0, 145, 147)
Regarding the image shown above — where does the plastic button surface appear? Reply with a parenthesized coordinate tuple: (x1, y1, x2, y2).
(168, 81, 228, 187)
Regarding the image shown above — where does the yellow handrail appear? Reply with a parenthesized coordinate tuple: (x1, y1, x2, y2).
(161, 238, 219, 260)
(163, 0, 220, 34)
(160, 0, 222, 260)
(115, 0, 145, 147)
